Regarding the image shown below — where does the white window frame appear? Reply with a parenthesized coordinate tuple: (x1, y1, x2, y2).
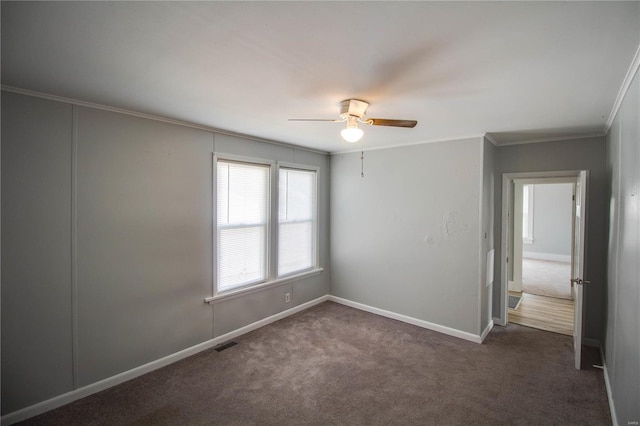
(276, 162, 319, 278)
(213, 154, 274, 296)
(209, 154, 322, 303)
(522, 184, 534, 245)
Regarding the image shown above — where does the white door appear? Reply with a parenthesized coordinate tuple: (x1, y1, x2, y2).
(571, 170, 589, 370)
(511, 182, 524, 292)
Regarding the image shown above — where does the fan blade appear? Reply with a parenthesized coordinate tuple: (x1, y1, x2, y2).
(366, 118, 417, 128)
(288, 118, 341, 122)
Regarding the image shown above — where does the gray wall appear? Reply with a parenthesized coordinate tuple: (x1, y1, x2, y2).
(330, 137, 484, 335)
(492, 136, 608, 343)
(605, 66, 639, 425)
(2, 92, 75, 411)
(1, 92, 330, 414)
(523, 183, 573, 257)
(480, 137, 495, 332)
(75, 107, 214, 387)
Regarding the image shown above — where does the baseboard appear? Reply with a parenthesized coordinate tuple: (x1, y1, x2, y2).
(600, 347, 618, 426)
(480, 320, 494, 343)
(327, 295, 483, 344)
(522, 252, 571, 263)
(493, 316, 506, 326)
(0, 295, 330, 426)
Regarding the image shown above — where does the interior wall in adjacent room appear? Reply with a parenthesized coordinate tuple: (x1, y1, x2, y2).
(523, 183, 573, 259)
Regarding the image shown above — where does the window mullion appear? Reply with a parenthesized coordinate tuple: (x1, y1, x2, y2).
(226, 163, 230, 224)
(269, 162, 279, 282)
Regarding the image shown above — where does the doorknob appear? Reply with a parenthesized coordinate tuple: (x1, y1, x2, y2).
(570, 278, 590, 285)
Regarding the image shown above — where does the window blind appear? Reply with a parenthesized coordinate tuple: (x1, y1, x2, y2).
(278, 168, 316, 276)
(217, 160, 269, 292)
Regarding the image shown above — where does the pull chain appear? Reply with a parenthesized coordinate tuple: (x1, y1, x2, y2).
(360, 138, 365, 178)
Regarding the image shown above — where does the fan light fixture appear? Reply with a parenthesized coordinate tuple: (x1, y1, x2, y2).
(288, 99, 417, 144)
(340, 116, 364, 143)
(341, 126, 364, 143)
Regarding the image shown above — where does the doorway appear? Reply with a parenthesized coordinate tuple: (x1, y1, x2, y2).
(508, 180, 575, 336)
(500, 170, 589, 369)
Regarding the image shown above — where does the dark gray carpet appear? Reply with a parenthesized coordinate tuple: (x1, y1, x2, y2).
(20, 301, 610, 425)
(509, 295, 521, 309)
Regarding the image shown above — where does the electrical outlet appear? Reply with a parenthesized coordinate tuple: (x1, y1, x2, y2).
(285, 292, 291, 303)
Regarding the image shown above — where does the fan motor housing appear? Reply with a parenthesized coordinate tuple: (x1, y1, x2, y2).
(339, 99, 369, 119)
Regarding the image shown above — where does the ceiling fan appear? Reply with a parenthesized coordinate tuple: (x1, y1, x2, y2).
(289, 99, 417, 143)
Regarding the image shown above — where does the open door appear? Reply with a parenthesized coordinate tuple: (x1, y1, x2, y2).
(571, 170, 589, 370)
(511, 182, 524, 293)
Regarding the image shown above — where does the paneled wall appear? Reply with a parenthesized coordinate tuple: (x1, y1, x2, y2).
(1, 92, 75, 412)
(1, 91, 330, 414)
(605, 67, 640, 425)
(74, 107, 215, 386)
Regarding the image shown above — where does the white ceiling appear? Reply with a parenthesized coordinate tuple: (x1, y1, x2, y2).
(2, 2, 639, 153)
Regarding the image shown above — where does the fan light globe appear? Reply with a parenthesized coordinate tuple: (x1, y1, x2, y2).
(341, 127, 364, 143)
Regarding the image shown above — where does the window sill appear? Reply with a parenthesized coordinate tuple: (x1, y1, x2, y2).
(204, 268, 324, 305)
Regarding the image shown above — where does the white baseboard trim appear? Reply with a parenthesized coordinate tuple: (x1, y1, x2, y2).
(1, 295, 330, 426)
(523, 252, 571, 263)
(492, 316, 506, 326)
(480, 320, 494, 343)
(600, 347, 618, 426)
(327, 295, 483, 344)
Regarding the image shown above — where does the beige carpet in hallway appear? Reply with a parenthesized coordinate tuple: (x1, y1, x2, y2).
(522, 258, 572, 299)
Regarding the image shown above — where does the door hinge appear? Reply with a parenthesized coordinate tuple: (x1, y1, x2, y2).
(506, 256, 509, 263)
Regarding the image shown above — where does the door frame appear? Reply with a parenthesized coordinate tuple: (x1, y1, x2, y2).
(510, 177, 577, 294)
(499, 170, 585, 325)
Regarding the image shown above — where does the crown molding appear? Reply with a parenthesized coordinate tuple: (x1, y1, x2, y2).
(1, 85, 328, 156)
(483, 133, 499, 146)
(495, 132, 604, 147)
(605, 43, 640, 134)
(330, 134, 485, 155)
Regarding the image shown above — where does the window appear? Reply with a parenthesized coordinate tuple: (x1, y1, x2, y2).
(216, 160, 270, 292)
(278, 168, 317, 276)
(522, 184, 534, 244)
(214, 157, 319, 297)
